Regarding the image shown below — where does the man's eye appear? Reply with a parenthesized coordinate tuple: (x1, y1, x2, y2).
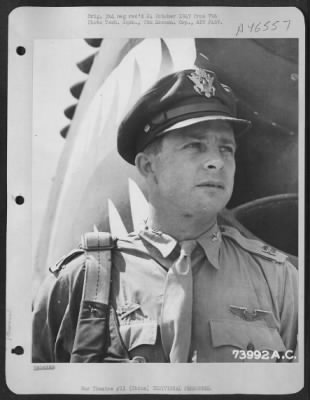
(220, 145, 235, 154)
(184, 142, 203, 150)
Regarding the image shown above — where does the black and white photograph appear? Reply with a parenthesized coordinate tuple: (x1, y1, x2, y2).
(6, 6, 305, 395)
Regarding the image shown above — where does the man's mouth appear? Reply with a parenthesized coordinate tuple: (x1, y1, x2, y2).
(196, 181, 225, 190)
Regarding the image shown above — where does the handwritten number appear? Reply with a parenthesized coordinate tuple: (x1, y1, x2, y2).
(236, 23, 243, 36)
(283, 20, 291, 31)
(236, 19, 291, 36)
(255, 22, 261, 32)
(271, 20, 280, 31)
(263, 21, 270, 31)
(248, 23, 255, 32)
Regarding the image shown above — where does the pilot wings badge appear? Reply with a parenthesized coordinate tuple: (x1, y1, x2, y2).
(187, 68, 216, 98)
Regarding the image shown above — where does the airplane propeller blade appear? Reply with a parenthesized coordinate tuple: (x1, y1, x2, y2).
(108, 199, 128, 237)
(128, 178, 148, 232)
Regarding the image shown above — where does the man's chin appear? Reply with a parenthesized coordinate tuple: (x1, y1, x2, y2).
(184, 204, 224, 220)
(197, 199, 229, 217)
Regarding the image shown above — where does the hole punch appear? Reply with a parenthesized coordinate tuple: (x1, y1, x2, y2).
(290, 73, 298, 81)
(15, 195, 24, 205)
(16, 46, 26, 56)
(11, 346, 24, 355)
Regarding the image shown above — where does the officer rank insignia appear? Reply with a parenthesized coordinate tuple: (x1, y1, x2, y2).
(187, 68, 216, 98)
(261, 244, 277, 256)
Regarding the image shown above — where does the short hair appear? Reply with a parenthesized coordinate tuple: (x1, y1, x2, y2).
(142, 136, 163, 157)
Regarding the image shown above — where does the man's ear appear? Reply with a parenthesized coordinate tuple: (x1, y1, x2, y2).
(135, 152, 155, 178)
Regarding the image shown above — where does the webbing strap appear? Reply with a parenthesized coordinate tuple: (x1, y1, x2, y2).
(80, 231, 115, 251)
(70, 231, 116, 362)
(79, 231, 116, 304)
(83, 250, 112, 305)
(81, 232, 115, 304)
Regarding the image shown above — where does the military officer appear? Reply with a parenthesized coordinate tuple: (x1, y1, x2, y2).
(32, 67, 298, 363)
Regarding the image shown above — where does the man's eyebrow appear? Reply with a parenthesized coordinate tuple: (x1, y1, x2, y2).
(174, 131, 208, 141)
(220, 137, 237, 147)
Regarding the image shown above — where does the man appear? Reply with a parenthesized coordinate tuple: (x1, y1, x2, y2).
(32, 67, 298, 363)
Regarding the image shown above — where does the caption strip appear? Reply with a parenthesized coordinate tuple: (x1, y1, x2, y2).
(88, 12, 222, 26)
(87, 12, 291, 37)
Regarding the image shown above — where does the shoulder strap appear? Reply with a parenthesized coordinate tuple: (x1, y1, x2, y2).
(70, 231, 117, 362)
(79, 232, 116, 305)
(220, 225, 288, 264)
(49, 249, 85, 276)
(80, 232, 115, 304)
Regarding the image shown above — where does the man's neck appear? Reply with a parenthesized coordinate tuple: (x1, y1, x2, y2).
(147, 204, 217, 241)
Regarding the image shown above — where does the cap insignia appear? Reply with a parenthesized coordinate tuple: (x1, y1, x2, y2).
(187, 69, 216, 98)
(144, 124, 151, 133)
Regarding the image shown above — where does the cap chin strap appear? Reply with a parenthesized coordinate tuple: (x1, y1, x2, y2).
(162, 115, 250, 133)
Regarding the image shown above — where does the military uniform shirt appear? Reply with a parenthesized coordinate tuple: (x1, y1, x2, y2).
(110, 222, 298, 362)
(32, 223, 298, 363)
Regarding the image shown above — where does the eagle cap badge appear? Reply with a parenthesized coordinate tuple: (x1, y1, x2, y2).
(187, 68, 216, 98)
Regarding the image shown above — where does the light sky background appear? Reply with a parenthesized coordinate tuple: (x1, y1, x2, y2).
(32, 39, 94, 255)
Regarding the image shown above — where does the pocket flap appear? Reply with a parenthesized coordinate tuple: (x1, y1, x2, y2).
(210, 320, 286, 352)
(119, 321, 157, 351)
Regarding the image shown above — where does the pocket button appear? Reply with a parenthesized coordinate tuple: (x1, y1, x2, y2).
(247, 342, 255, 351)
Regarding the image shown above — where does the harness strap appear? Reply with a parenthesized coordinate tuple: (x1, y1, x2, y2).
(70, 232, 116, 362)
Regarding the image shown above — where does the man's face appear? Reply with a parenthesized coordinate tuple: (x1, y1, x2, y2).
(149, 120, 236, 218)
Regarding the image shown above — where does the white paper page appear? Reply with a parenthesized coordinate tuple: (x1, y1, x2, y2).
(7, 6, 305, 395)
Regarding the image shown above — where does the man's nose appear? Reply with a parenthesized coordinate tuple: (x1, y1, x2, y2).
(203, 157, 224, 171)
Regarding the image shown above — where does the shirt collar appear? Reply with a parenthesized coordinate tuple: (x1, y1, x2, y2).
(138, 225, 178, 258)
(138, 221, 222, 269)
(196, 222, 222, 270)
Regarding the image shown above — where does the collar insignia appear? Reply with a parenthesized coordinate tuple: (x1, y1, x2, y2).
(187, 68, 216, 98)
(262, 245, 277, 256)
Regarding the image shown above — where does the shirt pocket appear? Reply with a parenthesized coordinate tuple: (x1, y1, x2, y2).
(209, 319, 286, 362)
(119, 320, 158, 352)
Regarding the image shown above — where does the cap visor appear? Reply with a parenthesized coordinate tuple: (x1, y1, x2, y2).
(162, 115, 251, 135)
